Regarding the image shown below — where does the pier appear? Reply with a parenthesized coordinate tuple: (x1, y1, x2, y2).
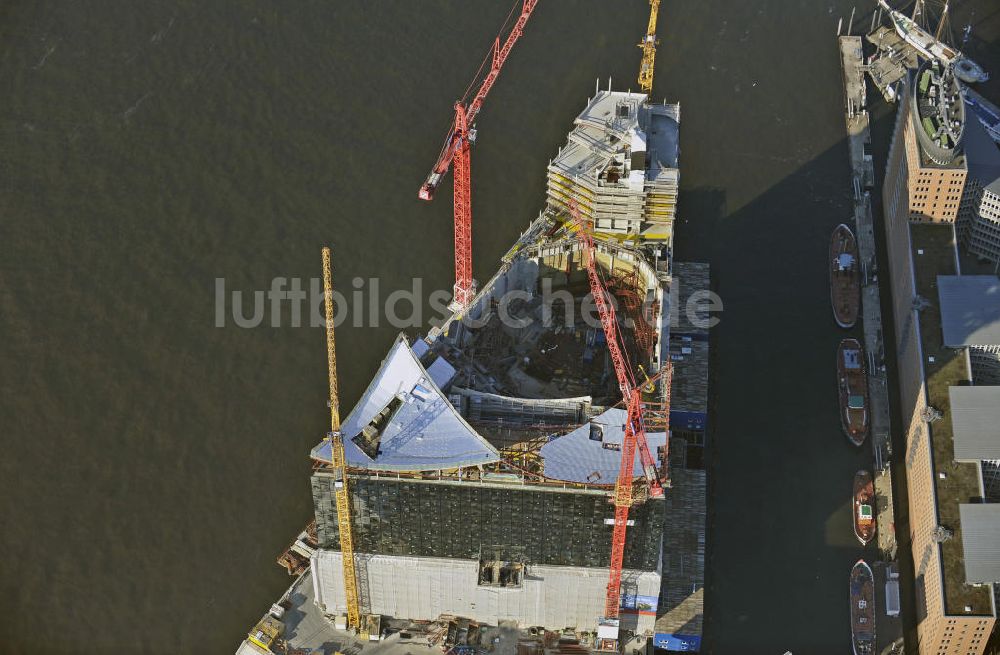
(838, 34, 904, 651)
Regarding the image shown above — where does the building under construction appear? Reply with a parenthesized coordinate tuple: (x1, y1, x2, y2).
(233, 89, 710, 655)
(307, 88, 691, 635)
(238, 4, 709, 652)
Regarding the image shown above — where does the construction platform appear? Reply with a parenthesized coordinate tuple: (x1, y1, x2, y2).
(235, 573, 359, 655)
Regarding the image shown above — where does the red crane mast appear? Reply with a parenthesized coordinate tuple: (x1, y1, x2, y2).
(418, 0, 539, 309)
(567, 200, 669, 624)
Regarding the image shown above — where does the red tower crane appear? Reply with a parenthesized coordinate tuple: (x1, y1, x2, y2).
(418, 0, 539, 309)
(566, 200, 671, 630)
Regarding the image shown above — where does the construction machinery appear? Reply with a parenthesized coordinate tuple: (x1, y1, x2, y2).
(245, 614, 283, 653)
(321, 246, 362, 631)
(637, 0, 661, 94)
(566, 201, 671, 646)
(418, 0, 539, 309)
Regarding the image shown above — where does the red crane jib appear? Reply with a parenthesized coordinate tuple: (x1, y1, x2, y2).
(419, 0, 540, 197)
(417, 0, 539, 307)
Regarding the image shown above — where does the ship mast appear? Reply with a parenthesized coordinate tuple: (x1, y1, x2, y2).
(934, 1, 950, 43)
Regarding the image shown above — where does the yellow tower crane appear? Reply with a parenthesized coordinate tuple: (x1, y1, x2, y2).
(321, 246, 362, 631)
(637, 0, 661, 94)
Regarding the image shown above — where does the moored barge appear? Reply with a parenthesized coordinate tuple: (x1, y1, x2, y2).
(850, 559, 876, 655)
(838, 338, 870, 446)
(853, 470, 875, 545)
(830, 223, 860, 329)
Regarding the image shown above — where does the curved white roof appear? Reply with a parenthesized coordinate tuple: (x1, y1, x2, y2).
(310, 335, 500, 471)
(539, 408, 667, 485)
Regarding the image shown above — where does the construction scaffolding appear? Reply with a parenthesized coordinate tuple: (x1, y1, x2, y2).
(285, 89, 689, 647)
(311, 474, 664, 570)
(545, 91, 679, 242)
(312, 550, 662, 634)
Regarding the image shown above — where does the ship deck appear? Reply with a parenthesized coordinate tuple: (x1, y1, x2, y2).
(831, 224, 860, 328)
(850, 562, 876, 644)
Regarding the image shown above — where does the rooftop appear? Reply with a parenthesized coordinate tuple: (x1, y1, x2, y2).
(667, 263, 709, 421)
(313, 312, 665, 486)
(653, 456, 705, 647)
(910, 224, 993, 616)
(949, 386, 1000, 461)
(966, 90, 1000, 149)
(669, 337, 708, 417)
(938, 275, 1000, 347)
(310, 335, 501, 472)
(958, 504, 1000, 585)
(548, 90, 679, 189)
(538, 407, 666, 485)
(911, 61, 966, 167)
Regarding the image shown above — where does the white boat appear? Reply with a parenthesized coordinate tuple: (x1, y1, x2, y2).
(877, 0, 988, 84)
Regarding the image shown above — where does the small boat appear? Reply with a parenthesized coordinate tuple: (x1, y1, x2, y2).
(850, 559, 876, 655)
(838, 338, 870, 446)
(830, 224, 860, 329)
(854, 470, 876, 545)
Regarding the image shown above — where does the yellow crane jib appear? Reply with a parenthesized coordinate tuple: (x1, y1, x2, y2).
(637, 0, 661, 94)
(321, 246, 362, 631)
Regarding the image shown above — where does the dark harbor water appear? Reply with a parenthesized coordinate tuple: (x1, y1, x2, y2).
(2, 1, 999, 653)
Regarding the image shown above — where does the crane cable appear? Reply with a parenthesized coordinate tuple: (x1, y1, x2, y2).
(430, 0, 526, 167)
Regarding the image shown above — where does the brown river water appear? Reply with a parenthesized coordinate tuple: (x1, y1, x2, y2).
(1, 1, 998, 652)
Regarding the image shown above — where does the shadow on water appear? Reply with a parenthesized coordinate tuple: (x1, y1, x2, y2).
(689, 131, 879, 653)
(693, 77, 983, 651)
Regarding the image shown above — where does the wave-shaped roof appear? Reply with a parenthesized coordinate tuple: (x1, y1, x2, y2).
(539, 408, 667, 485)
(310, 334, 500, 471)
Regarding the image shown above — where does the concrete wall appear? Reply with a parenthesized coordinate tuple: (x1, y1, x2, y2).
(311, 550, 661, 634)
